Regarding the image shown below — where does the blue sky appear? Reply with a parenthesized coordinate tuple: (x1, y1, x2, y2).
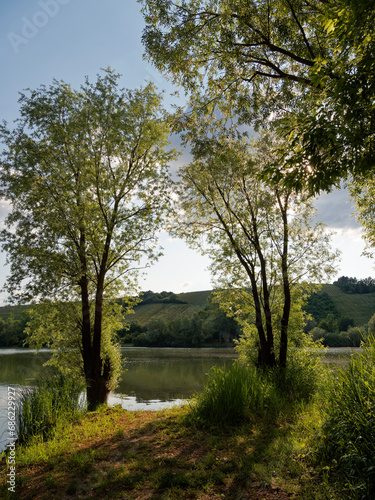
(0, 0, 373, 303)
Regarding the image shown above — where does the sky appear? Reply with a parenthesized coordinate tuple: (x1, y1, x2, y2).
(0, 0, 373, 303)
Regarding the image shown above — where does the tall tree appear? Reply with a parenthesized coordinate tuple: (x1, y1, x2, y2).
(173, 131, 337, 367)
(0, 69, 177, 409)
(351, 176, 375, 271)
(140, 0, 375, 192)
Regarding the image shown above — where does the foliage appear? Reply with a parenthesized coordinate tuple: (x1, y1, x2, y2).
(119, 300, 240, 347)
(322, 329, 364, 348)
(339, 316, 356, 331)
(0, 311, 30, 347)
(141, 0, 375, 192)
(138, 290, 187, 305)
(333, 276, 375, 294)
(351, 176, 375, 267)
(269, 345, 325, 403)
(315, 335, 375, 499)
(25, 300, 126, 390)
(236, 320, 325, 398)
(0, 68, 177, 408)
(368, 313, 375, 336)
(187, 346, 324, 429)
(319, 313, 339, 333)
(16, 371, 85, 445)
(304, 291, 339, 324)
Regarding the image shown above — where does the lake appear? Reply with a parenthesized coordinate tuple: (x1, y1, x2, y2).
(0, 347, 238, 452)
(0, 346, 359, 452)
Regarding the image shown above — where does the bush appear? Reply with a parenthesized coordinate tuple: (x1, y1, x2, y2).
(269, 346, 324, 404)
(186, 363, 267, 427)
(316, 336, 375, 499)
(17, 371, 86, 445)
(187, 349, 323, 429)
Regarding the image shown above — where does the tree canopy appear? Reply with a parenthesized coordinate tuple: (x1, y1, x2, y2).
(333, 276, 375, 294)
(0, 68, 177, 408)
(140, 0, 375, 192)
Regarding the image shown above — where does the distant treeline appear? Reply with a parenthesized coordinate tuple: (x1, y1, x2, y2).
(138, 290, 187, 305)
(333, 276, 375, 294)
(0, 312, 30, 347)
(117, 299, 241, 347)
(2, 282, 375, 348)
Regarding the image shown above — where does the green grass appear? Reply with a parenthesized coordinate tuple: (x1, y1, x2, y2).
(0, 403, 335, 499)
(322, 284, 375, 326)
(186, 349, 323, 430)
(176, 290, 213, 305)
(125, 302, 207, 325)
(16, 371, 86, 445)
(186, 363, 267, 427)
(314, 337, 375, 499)
(123, 290, 213, 326)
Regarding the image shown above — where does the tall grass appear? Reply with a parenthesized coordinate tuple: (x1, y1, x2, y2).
(315, 336, 375, 499)
(186, 352, 323, 428)
(17, 371, 86, 445)
(186, 363, 267, 427)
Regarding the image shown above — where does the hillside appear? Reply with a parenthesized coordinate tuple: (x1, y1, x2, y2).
(0, 286, 374, 329)
(126, 286, 375, 328)
(321, 284, 375, 326)
(124, 290, 212, 325)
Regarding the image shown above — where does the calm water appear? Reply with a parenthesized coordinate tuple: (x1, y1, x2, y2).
(0, 346, 359, 452)
(0, 347, 238, 451)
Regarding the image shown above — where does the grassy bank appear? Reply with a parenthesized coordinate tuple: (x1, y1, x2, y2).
(2, 343, 374, 498)
(1, 400, 336, 499)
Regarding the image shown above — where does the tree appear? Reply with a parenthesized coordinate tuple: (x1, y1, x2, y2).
(0, 69, 177, 409)
(172, 130, 337, 367)
(351, 177, 375, 277)
(140, 0, 375, 192)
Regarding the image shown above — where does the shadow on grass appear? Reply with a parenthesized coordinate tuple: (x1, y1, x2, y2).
(0, 406, 309, 499)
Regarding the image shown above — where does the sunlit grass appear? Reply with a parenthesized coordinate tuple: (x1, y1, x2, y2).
(16, 371, 85, 446)
(2, 347, 372, 499)
(0, 395, 340, 499)
(314, 337, 375, 499)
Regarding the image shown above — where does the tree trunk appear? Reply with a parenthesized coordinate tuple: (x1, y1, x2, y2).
(277, 191, 291, 368)
(80, 268, 111, 410)
(85, 358, 111, 410)
(86, 236, 112, 411)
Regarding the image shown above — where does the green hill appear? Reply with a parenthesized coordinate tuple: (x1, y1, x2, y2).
(1, 286, 374, 333)
(126, 286, 375, 328)
(321, 284, 375, 326)
(125, 290, 212, 325)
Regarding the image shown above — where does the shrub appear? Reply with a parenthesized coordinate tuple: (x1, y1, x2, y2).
(186, 363, 267, 427)
(16, 371, 86, 445)
(269, 346, 324, 404)
(187, 348, 324, 428)
(316, 336, 375, 499)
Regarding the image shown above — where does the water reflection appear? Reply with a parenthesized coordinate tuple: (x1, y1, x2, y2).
(0, 347, 237, 452)
(118, 347, 237, 402)
(0, 346, 360, 452)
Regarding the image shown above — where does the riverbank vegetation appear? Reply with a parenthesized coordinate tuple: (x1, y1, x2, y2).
(2, 282, 375, 350)
(2, 339, 375, 499)
(16, 371, 85, 446)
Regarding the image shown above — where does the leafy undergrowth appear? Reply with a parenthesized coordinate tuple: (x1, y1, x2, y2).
(0, 404, 337, 499)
